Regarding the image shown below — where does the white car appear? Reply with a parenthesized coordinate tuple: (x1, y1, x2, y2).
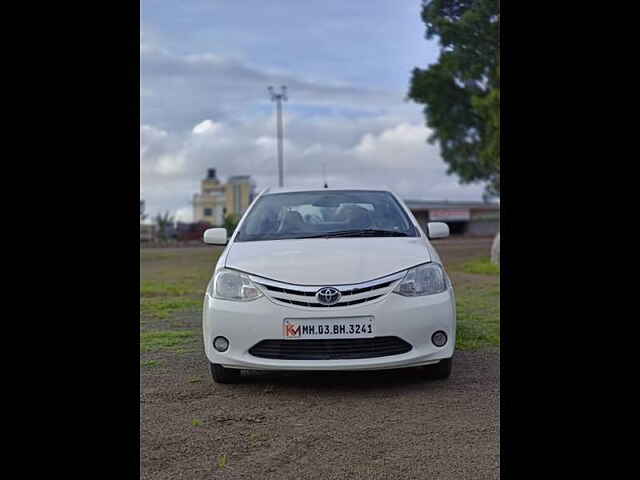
(202, 187, 456, 383)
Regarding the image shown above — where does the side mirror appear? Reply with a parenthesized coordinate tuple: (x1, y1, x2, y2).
(203, 228, 228, 245)
(427, 222, 449, 239)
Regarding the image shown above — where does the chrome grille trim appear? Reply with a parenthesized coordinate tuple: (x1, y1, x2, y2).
(270, 294, 385, 308)
(249, 271, 406, 308)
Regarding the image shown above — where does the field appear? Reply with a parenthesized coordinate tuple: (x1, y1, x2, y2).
(140, 238, 499, 479)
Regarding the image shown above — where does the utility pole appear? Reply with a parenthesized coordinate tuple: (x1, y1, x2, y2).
(268, 86, 287, 187)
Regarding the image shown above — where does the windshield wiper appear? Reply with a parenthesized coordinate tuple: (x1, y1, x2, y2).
(300, 229, 409, 238)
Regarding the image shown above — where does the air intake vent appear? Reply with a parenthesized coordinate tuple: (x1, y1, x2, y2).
(248, 336, 412, 360)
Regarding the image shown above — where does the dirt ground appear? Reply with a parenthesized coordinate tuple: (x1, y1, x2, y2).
(140, 237, 499, 479)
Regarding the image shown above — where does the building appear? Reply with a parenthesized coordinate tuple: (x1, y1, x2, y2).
(225, 175, 255, 219)
(176, 221, 212, 242)
(140, 223, 157, 242)
(404, 199, 500, 237)
(193, 169, 226, 226)
(193, 169, 256, 225)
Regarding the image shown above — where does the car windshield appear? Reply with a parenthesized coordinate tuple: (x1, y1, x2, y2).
(235, 190, 418, 242)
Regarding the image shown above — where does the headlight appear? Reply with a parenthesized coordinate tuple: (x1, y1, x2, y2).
(210, 269, 263, 301)
(393, 263, 447, 297)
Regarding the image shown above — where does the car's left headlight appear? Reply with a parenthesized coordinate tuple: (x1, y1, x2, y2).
(210, 269, 263, 301)
(393, 263, 448, 297)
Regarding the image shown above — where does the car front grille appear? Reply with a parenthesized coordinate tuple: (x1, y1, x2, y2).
(248, 336, 413, 360)
(249, 271, 406, 308)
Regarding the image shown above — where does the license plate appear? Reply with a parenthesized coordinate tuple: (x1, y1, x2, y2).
(283, 317, 375, 339)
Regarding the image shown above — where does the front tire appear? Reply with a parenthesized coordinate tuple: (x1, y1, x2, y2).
(209, 362, 241, 384)
(421, 357, 452, 380)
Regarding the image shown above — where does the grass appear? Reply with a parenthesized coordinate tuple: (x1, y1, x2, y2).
(140, 330, 199, 352)
(441, 253, 499, 350)
(139, 252, 172, 262)
(455, 283, 500, 350)
(139, 275, 208, 319)
(140, 248, 221, 320)
(139, 246, 499, 352)
(140, 297, 202, 319)
(459, 257, 500, 276)
(141, 360, 161, 367)
(140, 281, 196, 297)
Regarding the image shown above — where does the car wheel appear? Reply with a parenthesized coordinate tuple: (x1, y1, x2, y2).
(209, 362, 241, 384)
(421, 357, 452, 380)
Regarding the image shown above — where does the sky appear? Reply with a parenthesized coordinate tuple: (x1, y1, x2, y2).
(141, 0, 488, 222)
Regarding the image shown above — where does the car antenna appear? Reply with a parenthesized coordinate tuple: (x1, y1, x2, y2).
(322, 163, 328, 188)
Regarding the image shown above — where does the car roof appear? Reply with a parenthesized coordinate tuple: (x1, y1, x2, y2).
(262, 185, 394, 195)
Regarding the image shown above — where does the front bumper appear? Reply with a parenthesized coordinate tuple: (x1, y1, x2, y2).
(203, 288, 456, 371)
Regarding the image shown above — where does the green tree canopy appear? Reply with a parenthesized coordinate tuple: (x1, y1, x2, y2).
(223, 213, 240, 235)
(408, 0, 500, 196)
(154, 211, 174, 240)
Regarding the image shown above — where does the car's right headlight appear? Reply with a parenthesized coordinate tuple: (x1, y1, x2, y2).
(209, 269, 263, 301)
(393, 263, 447, 297)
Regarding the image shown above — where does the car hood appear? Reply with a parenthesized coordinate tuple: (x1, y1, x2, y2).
(225, 237, 431, 285)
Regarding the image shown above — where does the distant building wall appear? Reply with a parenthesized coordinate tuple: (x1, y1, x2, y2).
(405, 200, 500, 237)
(467, 210, 500, 236)
(467, 220, 500, 236)
(176, 221, 212, 242)
(140, 224, 157, 242)
(193, 192, 225, 226)
(225, 176, 255, 218)
(193, 170, 255, 225)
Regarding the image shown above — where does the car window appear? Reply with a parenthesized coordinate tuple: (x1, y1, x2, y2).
(235, 191, 418, 241)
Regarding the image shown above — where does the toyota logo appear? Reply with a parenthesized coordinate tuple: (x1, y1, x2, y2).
(316, 287, 342, 305)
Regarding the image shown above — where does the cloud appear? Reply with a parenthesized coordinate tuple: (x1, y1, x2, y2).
(140, 12, 487, 219)
(192, 119, 221, 135)
(140, 114, 486, 220)
(141, 39, 408, 133)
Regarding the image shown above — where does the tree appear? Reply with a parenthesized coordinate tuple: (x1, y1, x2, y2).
(223, 213, 240, 235)
(154, 211, 175, 241)
(408, 0, 500, 196)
